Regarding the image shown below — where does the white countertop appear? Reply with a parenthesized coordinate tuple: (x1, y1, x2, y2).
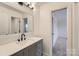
(0, 37, 42, 56)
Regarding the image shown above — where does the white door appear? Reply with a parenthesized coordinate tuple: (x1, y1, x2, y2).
(52, 8, 67, 56)
(51, 3, 72, 56)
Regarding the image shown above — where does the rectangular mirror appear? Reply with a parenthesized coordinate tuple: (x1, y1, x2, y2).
(11, 16, 20, 34)
(21, 14, 34, 33)
(0, 6, 34, 35)
(23, 18, 28, 32)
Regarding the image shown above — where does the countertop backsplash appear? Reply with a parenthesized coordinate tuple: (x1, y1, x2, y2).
(0, 32, 34, 45)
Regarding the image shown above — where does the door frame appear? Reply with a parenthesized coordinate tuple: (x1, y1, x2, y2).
(51, 3, 72, 56)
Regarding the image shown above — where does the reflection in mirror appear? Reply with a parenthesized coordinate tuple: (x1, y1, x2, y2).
(23, 18, 28, 33)
(11, 16, 20, 34)
(21, 14, 34, 33)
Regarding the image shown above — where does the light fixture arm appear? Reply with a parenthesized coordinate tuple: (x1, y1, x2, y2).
(18, 2, 34, 10)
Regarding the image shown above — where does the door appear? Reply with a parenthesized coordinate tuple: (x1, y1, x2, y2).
(51, 3, 72, 56)
(52, 4, 72, 56)
(52, 8, 67, 56)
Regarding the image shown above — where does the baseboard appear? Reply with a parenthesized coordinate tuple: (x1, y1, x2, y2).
(67, 49, 72, 56)
(43, 52, 49, 56)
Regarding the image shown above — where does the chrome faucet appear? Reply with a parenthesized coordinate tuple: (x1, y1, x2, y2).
(21, 33, 26, 41)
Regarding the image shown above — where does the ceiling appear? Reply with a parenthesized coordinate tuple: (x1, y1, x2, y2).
(34, 2, 47, 6)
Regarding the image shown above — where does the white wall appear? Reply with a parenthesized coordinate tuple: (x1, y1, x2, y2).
(72, 3, 79, 55)
(0, 3, 22, 34)
(0, 32, 34, 45)
(1, 2, 33, 15)
(77, 3, 79, 56)
(33, 4, 40, 36)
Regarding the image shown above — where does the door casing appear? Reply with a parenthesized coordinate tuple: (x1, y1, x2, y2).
(51, 3, 72, 56)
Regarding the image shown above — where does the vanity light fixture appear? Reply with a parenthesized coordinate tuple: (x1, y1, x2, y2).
(18, 2, 34, 10)
(18, 2, 23, 6)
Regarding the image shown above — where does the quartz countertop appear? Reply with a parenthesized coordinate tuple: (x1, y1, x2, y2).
(0, 37, 42, 56)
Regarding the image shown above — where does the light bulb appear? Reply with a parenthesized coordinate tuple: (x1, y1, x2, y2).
(27, 2, 31, 5)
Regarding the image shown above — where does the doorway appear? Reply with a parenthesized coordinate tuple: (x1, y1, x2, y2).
(52, 8, 67, 56)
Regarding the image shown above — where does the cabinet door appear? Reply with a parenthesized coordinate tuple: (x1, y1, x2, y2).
(36, 40, 43, 56)
(24, 47, 28, 56)
(28, 43, 37, 56)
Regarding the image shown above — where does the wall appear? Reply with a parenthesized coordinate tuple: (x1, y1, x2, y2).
(77, 3, 79, 56)
(1, 2, 33, 15)
(72, 3, 79, 55)
(0, 34, 19, 45)
(39, 2, 72, 56)
(33, 4, 40, 36)
(0, 3, 22, 34)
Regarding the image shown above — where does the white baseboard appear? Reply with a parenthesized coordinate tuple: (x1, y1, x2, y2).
(43, 52, 49, 56)
(67, 49, 72, 56)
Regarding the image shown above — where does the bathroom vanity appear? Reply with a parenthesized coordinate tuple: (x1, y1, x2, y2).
(12, 39, 43, 56)
(0, 37, 43, 56)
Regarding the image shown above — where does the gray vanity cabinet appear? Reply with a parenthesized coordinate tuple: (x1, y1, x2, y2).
(36, 40, 43, 56)
(11, 39, 43, 56)
(16, 51, 24, 56)
(28, 42, 37, 56)
(23, 47, 28, 56)
(11, 49, 24, 56)
(28, 40, 43, 56)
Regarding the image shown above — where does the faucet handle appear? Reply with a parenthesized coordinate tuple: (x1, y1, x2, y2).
(24, 38, 26, 40)
(17, 39, 20, 42)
